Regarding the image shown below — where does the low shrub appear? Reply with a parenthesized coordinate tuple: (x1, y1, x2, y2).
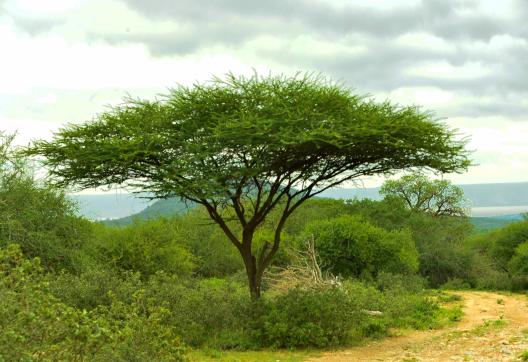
(343, 279, 445, 336)
(441, 278, 472, 290)
(0, 244, 188, 362)
(253, 287, 356, 348)
(48, 265, 143, 309)
(87, 220, 196, 278)
(305, 215, 419, 278)
(374, 272, 428, 293)
(145, 274, 254, 349)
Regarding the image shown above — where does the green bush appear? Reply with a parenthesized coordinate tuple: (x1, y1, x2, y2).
(491, 221, 528, 268)
(344, 279, 444, 334)
(253, 287, 356, 348)
(48, 265, 143, 309)
(305, 215, 419, 278)
(250, 279, 444, 349)
(462, 220, 528, 291)
(441, 278, 472, 290)
(108, 273, 252, 349)
(87, 219, 196, 278)
(175, 208, 244, 277)
(0, 175, 93, 272)
(0, 244, 188, 361)
(509, 241, 528, 275)
(95, 291, 188, 362)
(374, 272, 427, 293)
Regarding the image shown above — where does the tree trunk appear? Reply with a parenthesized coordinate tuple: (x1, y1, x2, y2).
(241, 249, 262, 300)
(239, 221, 285, 299)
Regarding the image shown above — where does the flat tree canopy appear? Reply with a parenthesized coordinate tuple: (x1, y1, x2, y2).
(26, 73, 470, 298)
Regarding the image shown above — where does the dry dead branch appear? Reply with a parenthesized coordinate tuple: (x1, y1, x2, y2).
(264, 235, 340, 292)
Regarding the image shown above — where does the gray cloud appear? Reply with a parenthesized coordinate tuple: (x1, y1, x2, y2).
(10, 17, 63, 35)
(5, 0, 527, 119)
(117, 0, 509, 46)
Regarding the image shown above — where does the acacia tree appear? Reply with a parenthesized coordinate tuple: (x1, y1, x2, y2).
(25, 74, 469, 299)
(380, 172, 468, 217)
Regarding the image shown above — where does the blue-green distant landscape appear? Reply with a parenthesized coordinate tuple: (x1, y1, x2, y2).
(73, 182, 528, 232)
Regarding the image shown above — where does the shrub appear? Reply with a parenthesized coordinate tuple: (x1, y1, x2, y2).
(95, 291, 188, 362)
(145, 274, 253, 349)
(251, 278, 444, 349)
(87, 219, 196, 278)
(343, 279, 443, 335)
(0, 244, 188, 361)
(305, 215, 419, 278)
(48, 265, 143, 309)
(509, 240, 528, 275)
(175, 208, 244, 277)
(0, 175, 93, 272)
(253, 287, 356, 348)
(375, 272, 428, 293)
(491, 221, 528, 268)
(441, 278, 472, 290)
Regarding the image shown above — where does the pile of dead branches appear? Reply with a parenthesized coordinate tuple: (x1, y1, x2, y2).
(264, 235, 340, 292)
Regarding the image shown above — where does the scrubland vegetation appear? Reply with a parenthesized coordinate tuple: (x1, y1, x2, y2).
(2, 75, 527, 360)
(2, 133, 527, 361)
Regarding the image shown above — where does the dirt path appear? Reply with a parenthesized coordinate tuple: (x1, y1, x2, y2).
(309, 291, 528, 361)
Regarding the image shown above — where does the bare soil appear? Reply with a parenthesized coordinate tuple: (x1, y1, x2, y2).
(308, 291, 528, 361)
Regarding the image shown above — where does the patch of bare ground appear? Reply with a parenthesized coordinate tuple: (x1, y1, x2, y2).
(308, 291, 528, 361)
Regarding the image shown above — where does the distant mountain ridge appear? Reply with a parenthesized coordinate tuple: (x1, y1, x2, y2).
(70, 193, 152, 220)
(71, 181, 528, 223)
(319, 181, 528, 207)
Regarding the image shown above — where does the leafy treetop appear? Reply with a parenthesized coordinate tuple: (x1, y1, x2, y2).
(380, 172, 469, 217)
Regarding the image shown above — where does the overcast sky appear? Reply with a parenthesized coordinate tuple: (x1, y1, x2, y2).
(1, 0, 527, 190)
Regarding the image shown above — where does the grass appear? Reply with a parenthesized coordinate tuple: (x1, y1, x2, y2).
(440, 305, 464, 323)
(519, 350, 528, 361)
(436, 292, 463, 303)
(472, 318, 508, 335)
(188, 290, 469, 361)
(443, 318, 508, 342)
(432, 291, 464, 325)
(188, 349, 318, 362)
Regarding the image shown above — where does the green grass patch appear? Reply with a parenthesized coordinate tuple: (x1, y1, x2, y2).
(519, 350, 528, 361)
(473, 318, 508, 334)
(188, 349, 318, 362)
(436, 292, 463, 303)
(438, 305, 464, 324)
(446, 318, 508, 341)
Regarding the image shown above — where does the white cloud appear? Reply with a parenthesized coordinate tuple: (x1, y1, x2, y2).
(405, 61, 492, 80)
(394, 32, 456, 54)
(444, 117, 528, 184)
(0, 117, 59, 145)
(3, 0, 85, 17)
(0, 18, 271, 94)
(375, 87, 455, 108)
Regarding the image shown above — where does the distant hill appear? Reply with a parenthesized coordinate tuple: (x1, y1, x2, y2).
(72, 181, 528, 225)
(470, 214, 525, 233)
(102, 198, 192, 226)
(70, 193, 152, 220)
(320, 181, 528, 207)
(460, 182, 528, 207)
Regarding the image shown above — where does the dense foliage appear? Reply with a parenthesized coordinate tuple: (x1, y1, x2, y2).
(305, 215, 418, 278)
(0, 244, 188, 362)
(2, 131, 527, 358)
